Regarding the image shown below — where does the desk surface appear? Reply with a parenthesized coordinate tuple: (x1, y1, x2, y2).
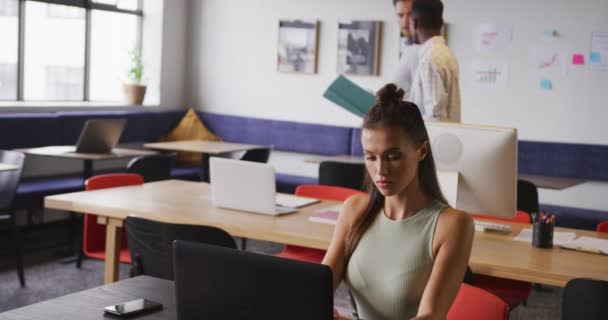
(45, 180, 608, 287)
(0, 163, 18, 171)
(143, 140, 263, 155)
(0, 276, 175, 320)
(306, 155, 585, 190)
(18, 146, 157, 160)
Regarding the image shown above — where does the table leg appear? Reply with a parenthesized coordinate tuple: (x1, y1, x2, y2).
(201, 155, 210, 182)
(83, 160, 93, 181)
(104, 218, 123, 284)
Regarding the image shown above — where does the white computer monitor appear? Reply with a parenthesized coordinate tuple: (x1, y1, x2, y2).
(426, 122, 517, 219)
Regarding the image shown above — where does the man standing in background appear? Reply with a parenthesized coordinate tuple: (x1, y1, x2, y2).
(391, 0, 420, 94)
(408, 0, 461, 122)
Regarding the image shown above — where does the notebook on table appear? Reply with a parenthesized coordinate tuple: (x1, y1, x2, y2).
(309, 204, 343, 225)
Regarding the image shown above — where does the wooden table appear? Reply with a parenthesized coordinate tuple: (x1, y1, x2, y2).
(143, 140, 263, 155)
(0, 163, 18, 171)
(19, 146, 158, 179)
(0, 276, 175, 320)
(143, 140, 265, 181)
(45, 180, 608, 287)
(519, 174, 586, 190)
(306, 156, 585, 191)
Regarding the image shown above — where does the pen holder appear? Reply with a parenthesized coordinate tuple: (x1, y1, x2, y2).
(532, 222, 554, 249)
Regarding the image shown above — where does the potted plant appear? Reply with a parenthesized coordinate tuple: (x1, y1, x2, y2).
(123, 49, 147, 105)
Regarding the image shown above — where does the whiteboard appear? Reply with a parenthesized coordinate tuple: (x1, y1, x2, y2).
(444, 0, 608, 145)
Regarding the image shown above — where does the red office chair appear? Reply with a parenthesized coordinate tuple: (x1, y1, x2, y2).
(597, 221, 608, 233)
(274, 185, 364, 264)
(82, 173, 144, 264)
(447, 283, 509, 320)
(470, 210, 533, 310)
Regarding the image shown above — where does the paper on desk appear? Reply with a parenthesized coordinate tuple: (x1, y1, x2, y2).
(560, 236, 608, 254)
(513, 228, 577, 245)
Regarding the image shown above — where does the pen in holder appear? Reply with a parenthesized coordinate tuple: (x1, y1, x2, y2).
(532, 221, 554, 248)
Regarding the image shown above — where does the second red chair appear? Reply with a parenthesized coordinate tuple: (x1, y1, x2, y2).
(470, 210, 533, 310)
(597, 221, 608, 233)
(274, 184, 364, 264)
(82, 173, 144, 265)
(447, 283, 509, 320)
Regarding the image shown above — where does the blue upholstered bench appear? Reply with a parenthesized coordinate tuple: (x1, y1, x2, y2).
(3, 109, 607, 231)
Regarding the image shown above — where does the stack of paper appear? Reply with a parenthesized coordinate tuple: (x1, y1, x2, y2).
(323, 75, 375, 118)
(513, 228, 577, 245)
(559, 236, 608, 255)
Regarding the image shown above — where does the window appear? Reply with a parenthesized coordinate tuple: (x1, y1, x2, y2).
(0, 0, 18, 100)
(90, 10, 138, 101)
(24, 2, 85, 101)
(0, 0, 142, 103)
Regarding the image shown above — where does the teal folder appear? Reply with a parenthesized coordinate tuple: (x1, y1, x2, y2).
(323, 75, 375, 118)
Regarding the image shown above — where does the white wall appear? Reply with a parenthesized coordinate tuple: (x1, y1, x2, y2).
(160, 0, 188, 108)
(185, 0, 608, 212)
(143, 0, 188, 108)
(186, 0, 402, 127)
(446, 0, 608, 145)
(186, 0, 608, 145)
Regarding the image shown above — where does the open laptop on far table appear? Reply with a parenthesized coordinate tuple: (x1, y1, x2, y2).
(173, 240, 334, 320)
(72, 118, 127, 153)
(210, 157, 318, 215)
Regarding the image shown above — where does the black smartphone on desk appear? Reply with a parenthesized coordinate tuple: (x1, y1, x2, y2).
(104, 299, 163, 317)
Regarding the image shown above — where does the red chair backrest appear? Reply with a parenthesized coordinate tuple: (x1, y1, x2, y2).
(83, 174, 144, 253)
(597, 221, 608, 233)
(471, 210, 532, 224)
(86, 173, 144, 191)
(447, 284, 509, 320)
(295, 184, 364, 201)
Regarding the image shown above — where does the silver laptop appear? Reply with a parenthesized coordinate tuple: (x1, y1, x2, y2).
(73, 118, 127, 153)
(210, 157, 298, 215)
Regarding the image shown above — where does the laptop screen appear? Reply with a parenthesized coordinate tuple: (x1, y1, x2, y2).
(173, 240, 333, 320)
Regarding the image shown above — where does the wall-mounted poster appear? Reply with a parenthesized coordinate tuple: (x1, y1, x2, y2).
(277, 20, 319, 74)
(337, 20, 381, 76)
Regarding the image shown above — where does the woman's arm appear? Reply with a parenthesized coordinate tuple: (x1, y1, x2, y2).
(322, 194, 368, 291)
(413, 209, 475, 320)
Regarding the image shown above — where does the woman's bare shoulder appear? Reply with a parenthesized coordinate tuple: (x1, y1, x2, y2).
(437, 207, 474, 234)
(339, 193, 370, 227)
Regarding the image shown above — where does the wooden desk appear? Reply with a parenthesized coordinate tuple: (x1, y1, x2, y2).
(143, 140, 262, 155)
(519, 174, 586, 190)
(305, 154, 363, 164)
(45, 180, 337, 284)
(143, 140, 265, 181)
(0, 276, 175, 320)
(306, 156, 585, 190)
(19, 146, 157, 179)
(45, 180, 608, 287)
(0, 163, 18, 171)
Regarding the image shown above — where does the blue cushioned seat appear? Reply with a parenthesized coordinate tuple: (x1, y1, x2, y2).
(170, 166, 201, 181)
(276, 174, 318, 194)
(14, 175, 85, 209)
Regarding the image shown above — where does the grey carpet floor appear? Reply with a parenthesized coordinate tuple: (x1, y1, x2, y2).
(0, 239, 561, 319)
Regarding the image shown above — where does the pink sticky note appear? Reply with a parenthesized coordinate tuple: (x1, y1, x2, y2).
(572, 54, 585, 65)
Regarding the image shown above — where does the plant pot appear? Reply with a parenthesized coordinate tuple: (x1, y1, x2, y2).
(123, 83, 147, 105)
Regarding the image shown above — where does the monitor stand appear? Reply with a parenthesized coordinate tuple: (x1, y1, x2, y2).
(437, 170, 459, 208)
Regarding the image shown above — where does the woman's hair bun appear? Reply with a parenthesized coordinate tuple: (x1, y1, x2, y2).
(376, 83, 405, 105)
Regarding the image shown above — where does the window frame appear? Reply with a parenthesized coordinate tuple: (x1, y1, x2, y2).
(7, 0, 143, 102)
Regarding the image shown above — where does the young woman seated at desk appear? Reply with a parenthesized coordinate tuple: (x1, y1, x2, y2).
(323, 84, 475, 320)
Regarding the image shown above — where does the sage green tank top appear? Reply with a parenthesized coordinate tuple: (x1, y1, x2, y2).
(345, 200, 447, 320)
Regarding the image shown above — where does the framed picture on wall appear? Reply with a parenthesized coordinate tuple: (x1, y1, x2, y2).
(277, 19, 319, 74)
(337, 20, 381, 76)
